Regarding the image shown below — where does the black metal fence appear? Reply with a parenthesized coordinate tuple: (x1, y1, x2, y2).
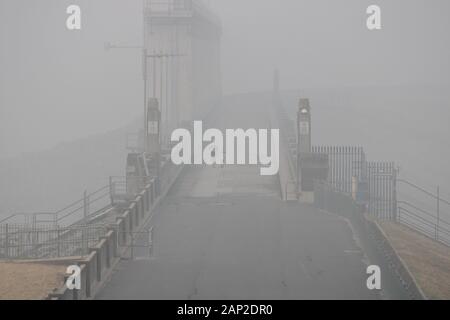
(367, 162, 397, 220)
(312, 144, 450, 246)
(312, 146, 366, 195)
(312, 146, 396, 220)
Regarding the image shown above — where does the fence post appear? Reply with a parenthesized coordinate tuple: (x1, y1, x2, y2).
(436, 186, 440, 241)
(83, 191, 89, 219)
(109, 176, 114, 205)
(106, 238, 111, 268)
(96, 250, 102, 281)
(393, 168, 398, 222)
(121, 220, 126, 245)
(57, 226, 61, 258)
(130, 234, 134, 260)
(129, 209, 134, 233)
(82, 228, 87, 256)
(85, 264, 91, 298)
(5, 224, 9, 259)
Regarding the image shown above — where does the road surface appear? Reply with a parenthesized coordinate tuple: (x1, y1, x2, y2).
(98, 93, 393, 300)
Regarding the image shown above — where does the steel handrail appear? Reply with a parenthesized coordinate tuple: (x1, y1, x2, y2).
(397, 178, 450, 206)
(398, 207, 450, 237)
(397, 201, 450, 226)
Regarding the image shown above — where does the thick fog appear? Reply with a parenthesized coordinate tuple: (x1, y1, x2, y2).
(0, 0, 143, 159)
(213, 0, 450, 91)
(1, 0, 450, 215)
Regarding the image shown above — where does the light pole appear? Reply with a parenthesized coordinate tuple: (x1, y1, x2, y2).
(145, 51, 186, 147)
(104, 42, 149, 150)
(105, 43, 185, 150)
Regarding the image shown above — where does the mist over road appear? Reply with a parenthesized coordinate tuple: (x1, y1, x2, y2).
(97, 93, 402, 300)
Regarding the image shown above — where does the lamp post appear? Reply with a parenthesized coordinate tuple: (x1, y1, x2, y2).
(105, 42, 185, 151)
(145, 51, 186, 148)
(104, 43, 149, 150)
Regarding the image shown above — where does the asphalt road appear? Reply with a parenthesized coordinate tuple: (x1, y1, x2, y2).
(97, 94, 394, 300)
(98, 169, 382, 299)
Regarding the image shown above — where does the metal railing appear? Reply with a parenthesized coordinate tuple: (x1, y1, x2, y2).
(0, 176, 153, 227)
(55, 185, 112, 227)
(0, 186, 112, 228)
(110, 176, 152, 202)
(396, 178, 450, 246)
(312, 146, 366, 195)
(145, 0, 220, 24)
(0, 224, 108, 260)
(145, 0, 193, 15)
(0, 175, 155, 260)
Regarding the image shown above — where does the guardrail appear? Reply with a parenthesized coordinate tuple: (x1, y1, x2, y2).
(398, 203, 450, 247)
(47, 160, 183, 300)
(146, 0, 193, 14)
(0, 224, 108, 260)
(0, 176, 152, 227)
(145, 0, 220, 22)
(0, 176, 155, 260)
(396, 178, 450, 247)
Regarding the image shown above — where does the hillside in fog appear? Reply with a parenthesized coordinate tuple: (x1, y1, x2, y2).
(0, 125, 131, 217)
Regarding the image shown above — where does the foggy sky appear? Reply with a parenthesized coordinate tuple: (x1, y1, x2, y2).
(1, 0, 450, 158)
